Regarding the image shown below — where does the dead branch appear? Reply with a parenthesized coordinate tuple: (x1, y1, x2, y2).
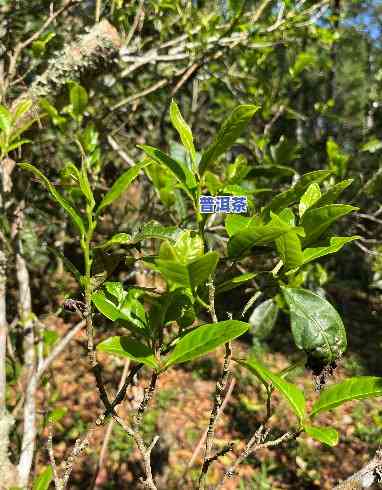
(333, 449, 382, 489)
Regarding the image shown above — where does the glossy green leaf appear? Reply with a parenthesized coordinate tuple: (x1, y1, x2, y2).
(156, 251, 219, 291)
(79, 158, 95, 207)
(171, 230, 203, 262)
(216, 272, 256, 294)
(19, 163, 85, 236)
(12, 99, 32, 122)
(96, 160, 150, 214)
(92, 290, 121, 321)
(299, 183, 321, 217)
(95, 233, 132, 250)
(225, 214, 261, 237)
(133, 221, 180, 244)
(104, 281, 125, 304)
(7, 139, 32, 152)
(138, 144, 197, 190)
(282, 287, 347, 363)
(0, 105, 11, 133)
(228, 212, 300, 258)
(304, 425, 339, 446)
(361, 138, 382, 153)
(262, 170, 331, 218)
(249, 299, 279, 339)
(199, 105, 259, 175)
(69, 82, 88, 116)
(97, 336, 159, 369)
(301, 204, 358, 246)
(247, 165, 295, 179)
(312, 179, 353, 208)
(170, 99, 196, 165)
(311, 377, 382, 417)
(92, 288, 148, 333)
(163, 320, 249, 369)
(95, 222, 179, 250)
(237, 357, 306, 420)
(276, 231, 303, 270)
(33, 466, 53, 490)
(302, 236, 360, 264)
(39, 98, 66, 126)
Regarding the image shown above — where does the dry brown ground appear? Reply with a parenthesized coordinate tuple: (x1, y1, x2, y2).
(26, 314, 382, 490)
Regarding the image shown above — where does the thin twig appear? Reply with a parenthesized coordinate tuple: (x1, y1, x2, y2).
(107, 136, 135, 166)
(92, 359, 130, 490)
(181, 377, 236, 483)
(95, 0, 101, 22)
(198, 278, 232, 489)
(217, 430, 297, 488)
(36, 319, 85, 382)
(113, 414, 159, 490)
(111, 79, 168, 111)
(125, 0, 145, 46)
(6, 0, 78, 88)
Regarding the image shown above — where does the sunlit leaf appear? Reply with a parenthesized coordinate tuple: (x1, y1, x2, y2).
(163, 320, 249, 369)
(199, 105, 259, 175)
(311, 377, 382, 417)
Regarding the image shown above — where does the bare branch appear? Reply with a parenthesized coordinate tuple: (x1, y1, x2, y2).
(92, 359, 131, 490)
(113, 414, 159, 490)
(217, 429, 297, 488)
(16, 249, 37, 487)
(36, 319, 85, 382)
(5, 0, 79, 89)
(107, 135, 135, 166)
(333, 449, 382, 489)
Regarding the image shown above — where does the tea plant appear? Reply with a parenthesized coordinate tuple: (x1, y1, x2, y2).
(20, 99, 382, 489)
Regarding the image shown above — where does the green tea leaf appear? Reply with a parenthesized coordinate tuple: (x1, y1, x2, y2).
(0, 105, 12, 133)
(312, 179, 353, 208)
(92, 290, 121, 321)
(361, 138, 382, 154)
(97, 336, 159, 369)
(7, 139, 32, 152)
(247, 165, 295, 179)
(163, 320, 249, 369)
(95, 233, 132, 250)
(302, 236, 360, 265)
(301, 204, 358, 246)
(236, 357, 306, 421)
(225, 214, 261, 237)
(299, 183, 321, 217)
(33, 466, 53, 490)
(79, 158, 95, 207)
(282, 287, 347, 363)
(276, 231, 303, 270)
(19, 163, 85, 236)
(12, 99, 32, 122)
(199, 105, 259, 175)
(69, 82, 88, 116)
(156, 251, 219, 291)
(227, 213, 299, 258)
(170, 99, 196, 165)
(216, 272, 256, 294)
(304, 425, 339, 446)
(262, 170, 331, 218)
(311, 377, 382, 417)
(249, 299, 279, 339)
(96, 160, 150, 214)
(138, 144, 197, 190)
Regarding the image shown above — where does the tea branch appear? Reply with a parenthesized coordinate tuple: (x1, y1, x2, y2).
(198, 278, 232, 490)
